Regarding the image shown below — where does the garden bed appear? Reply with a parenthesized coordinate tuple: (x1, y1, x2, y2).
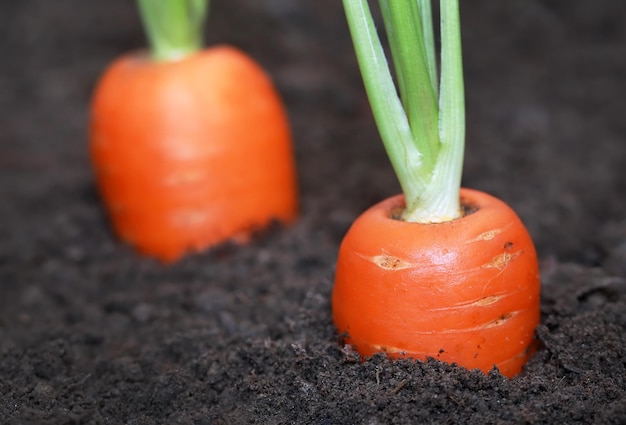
(1, 0, 625, 423)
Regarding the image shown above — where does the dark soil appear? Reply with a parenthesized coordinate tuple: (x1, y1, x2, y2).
(1, 0, 625, 423)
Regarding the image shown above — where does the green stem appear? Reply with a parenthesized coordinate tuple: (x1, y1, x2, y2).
(342, 0, 465, 223)
(342, 0, 429, 202)
(417, 0, 438, 97)
(380, 0, 439, 171)
(417, 0, 465, 222)
(137, 0, 209, 62)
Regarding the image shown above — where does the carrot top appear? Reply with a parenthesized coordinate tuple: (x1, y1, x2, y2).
(137, 0, 209, 62)
(343, 0, 465, 223)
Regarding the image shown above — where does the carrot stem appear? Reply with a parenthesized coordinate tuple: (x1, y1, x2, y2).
(380, 1, 439, 171)
(417, 0, 438, 98)
(430, 0, 465, 222)
(137, 0, 209, 62)
(342, 0, 465, 223)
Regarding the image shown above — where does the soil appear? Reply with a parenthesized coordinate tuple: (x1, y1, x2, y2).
(1, 0, 625, 424)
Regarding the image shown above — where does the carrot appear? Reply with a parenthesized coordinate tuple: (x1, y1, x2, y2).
(333, 189, 540, 377)
(89, 0, 297, 262)
(333, 0, 540, 377)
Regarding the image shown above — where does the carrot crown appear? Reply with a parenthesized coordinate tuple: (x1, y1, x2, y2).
(137, 0, 209, 62)
(343, 0, 465, 223)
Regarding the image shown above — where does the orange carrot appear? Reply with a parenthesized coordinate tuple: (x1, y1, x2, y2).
(89, 1, 297, 262)
(335, 1, 540, 377)
(332, 189, 540, 377)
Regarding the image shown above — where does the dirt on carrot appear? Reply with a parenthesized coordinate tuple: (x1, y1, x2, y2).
(90, 45, 298, 262)
(332, 188, 541, 378)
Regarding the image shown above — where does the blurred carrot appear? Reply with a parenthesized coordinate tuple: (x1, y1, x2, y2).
(89, 0, 297, 262)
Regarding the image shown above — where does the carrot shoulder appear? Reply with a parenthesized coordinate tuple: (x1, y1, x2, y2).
(332, 189, 540, 377)
(90, 45, 297, 262)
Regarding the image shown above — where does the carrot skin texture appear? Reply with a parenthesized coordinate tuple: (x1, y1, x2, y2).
(90, 45, 298, 262)
(332, 188, 540, 378)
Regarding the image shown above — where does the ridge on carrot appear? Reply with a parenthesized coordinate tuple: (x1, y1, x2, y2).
(332, 0, 541, 377)
(89, 0, 298, 262)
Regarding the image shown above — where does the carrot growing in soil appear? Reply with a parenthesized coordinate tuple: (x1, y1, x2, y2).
(332, 0, 540, 377)
(89, 0, 298, 262)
